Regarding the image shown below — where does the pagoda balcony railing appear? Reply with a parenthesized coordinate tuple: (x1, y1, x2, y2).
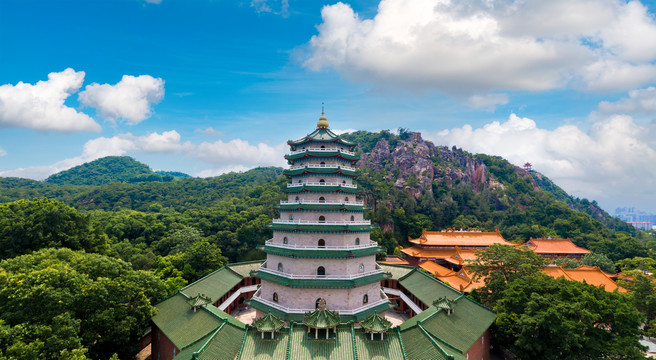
(287, 182, 357, 189)
(288, 164, 357, 172)
(280, 200, 364, 205)
(264, 239, 378, 250)
(258, 261, 385, 280)
(288, 148, 356, 156)
(272, 219, 371, 225)
(249, 287, 389, 315)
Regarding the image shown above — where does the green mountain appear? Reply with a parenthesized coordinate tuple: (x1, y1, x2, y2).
(45, 156, 191, 185)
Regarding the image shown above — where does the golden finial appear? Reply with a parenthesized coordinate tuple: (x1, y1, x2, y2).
(317, 102, 329, 129)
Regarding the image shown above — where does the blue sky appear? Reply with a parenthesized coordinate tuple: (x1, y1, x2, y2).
(1, 0, 656, 214)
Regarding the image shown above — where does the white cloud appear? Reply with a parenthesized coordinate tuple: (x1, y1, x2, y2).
(0, 68, 100, 132)
(0, 148, 6, 157)
(466, 93, 509, 111)
(305, 0, 656, 95)
(195, 165, 253, 178)
(598, 86, 656, 114)
(251, 0, 289, 16)
(0, 130, 186, 180)
(194, 139, 287, 167)
(78, 74, 164, 124)
(195, 127, 223, 136)
(428, 113, 656, 211)
(332, 128, 358, 135)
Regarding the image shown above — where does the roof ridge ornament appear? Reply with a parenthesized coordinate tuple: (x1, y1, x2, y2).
(317, 102, 329, 129)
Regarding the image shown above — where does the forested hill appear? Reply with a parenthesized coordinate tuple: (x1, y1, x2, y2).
(45, 156, 190, 185)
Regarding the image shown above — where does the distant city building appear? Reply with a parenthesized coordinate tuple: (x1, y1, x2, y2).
(615, 207, 656, 230)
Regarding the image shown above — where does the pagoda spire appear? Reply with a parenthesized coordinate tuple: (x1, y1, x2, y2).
(317, 102, 329, 129)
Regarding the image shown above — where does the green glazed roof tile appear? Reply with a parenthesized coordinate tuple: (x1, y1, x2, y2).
(181, 266, 243, 303)
(287, 325, 356, 360)
(260, 244, 384, 258)
(283, 185, 362, 194)
(253, 312, 286, 332)
(377, 263, 414, 280)
(359, 312, 392, 333)
(287, 128, 356, 147)
(353, 328, 405, 360)
(253, 269, 391, 288)
(398, 269, 461, 307)
(303, 306, 340, 329)
(268, 223, 377, 232)
(276, 203, 365, 211)
(196, 323, 246, 360)
(399, 327, 449, 360)
(238, 327, 290, 360)
(283, 167, 360, 177)
(284, 150, 360, 161)
(226, 260, 264, 278)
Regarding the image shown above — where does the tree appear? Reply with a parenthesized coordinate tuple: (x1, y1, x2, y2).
(0, 199, 109, 259)
(468, 244, 546, 306)
(495, 275, 646, 360)
(582, 252, 616, 274)
(0, 248, 167, 359)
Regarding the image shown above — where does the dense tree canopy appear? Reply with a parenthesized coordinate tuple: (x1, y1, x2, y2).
(0, 248, 167, 360)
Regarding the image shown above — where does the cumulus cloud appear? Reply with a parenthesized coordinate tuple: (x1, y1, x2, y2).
(79, 75, 164, 124)
(598, 86, 656, 114)
(466, 94, 509, 111)
(305, 0, 656, 95)
(194, 139, 287, 167)
(195, 127, 223, 136)
(0, 130, 187, 180)
(428, 113, 656, 210)
(0, 68, 100, 132)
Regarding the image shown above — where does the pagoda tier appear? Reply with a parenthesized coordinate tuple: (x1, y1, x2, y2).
(249, 112, 391, 321)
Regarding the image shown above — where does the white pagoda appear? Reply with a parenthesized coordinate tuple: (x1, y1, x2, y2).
(249, 112, 392, 321)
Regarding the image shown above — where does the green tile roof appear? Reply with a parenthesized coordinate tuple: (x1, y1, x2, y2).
(253, 312, 286, 332)
(276, 203, 365, 211)
(226, 260, 264, 278)
(283, 167, 360, 178)
(152, 293, 225, 349)
(377, 263, 414, 280)
(359, 312, 392, 333)
(287, 324, 356, 360)
(398, 269, 461, 307)
(420, 296, 496, 354)
(284, 150, 360, 162)
(287, 128, 356, 147)
(303, 307, 340, 329)
(237, 327, 290, 360)
(195, 323, 246, 360)
(399, 327, 450, 360)
(353, 328, 405, 360)
(260, 244, 385, 258)
(181, 266, 243, 302)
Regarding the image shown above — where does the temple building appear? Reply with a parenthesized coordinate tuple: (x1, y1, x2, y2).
(525, 237, 591, 259)
(401, 228, 516, 267)
(248, 112, 392, 321)
(150, 113, 496, 360)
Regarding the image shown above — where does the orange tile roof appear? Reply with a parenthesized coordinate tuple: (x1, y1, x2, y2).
(526, 237, 591, 255)
(409, 229, 516, 247)
(417, 261, 485, 292)
(378, 256, 410, 265)
(401, 246, 457, 259)
(542, 265, 626, 292)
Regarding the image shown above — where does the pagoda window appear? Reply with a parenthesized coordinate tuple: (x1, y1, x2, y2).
(295, 196, 299, 201)
(273, 292, 278, 303)
(355, 237, 360, 245)
(277, 263, 283, 272)
(345, 196, 349, 202)
(319, 179, 325, 184)
(289, 214, 294, 220)
(317, 266, 326, 276)
(321, 145, 325, 149)
(283, 237, 288, 244)
(298, 180, 302, 183)
(342, 180, 346, 184)
(363, 294, 368, 304)
(350, 215, 355, 221)
(318, 239, 325, 248)
(318, 216, 326, 223)
(359, 264, 364, 272)
(320, 162, 325, 166)
(315, 298, 322, 309)
(319, 197, 325, 203)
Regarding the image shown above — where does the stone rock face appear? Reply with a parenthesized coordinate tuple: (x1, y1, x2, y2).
(359, 132, 501, 198)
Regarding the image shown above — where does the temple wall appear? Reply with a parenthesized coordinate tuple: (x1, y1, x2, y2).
(465, 329, 491, 360)
(151, 325, 178, 360)
(259, 280, 382, 310)
(265, 254, 377, 276)
(271, 232, 370, 247)
(280, 211, 364, 222)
